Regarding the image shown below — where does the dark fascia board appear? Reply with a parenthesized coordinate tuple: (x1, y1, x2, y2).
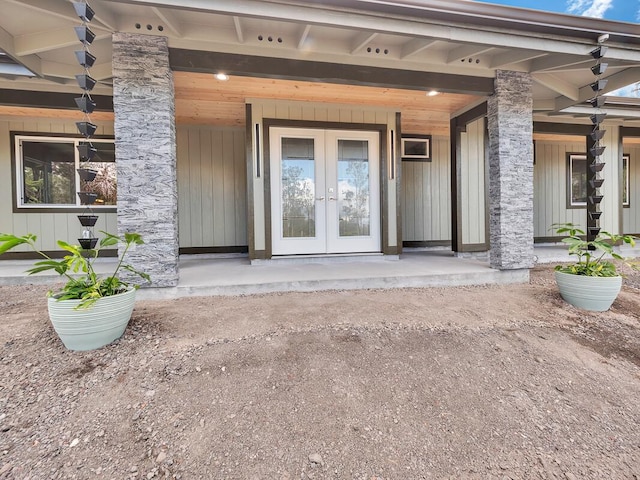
(303, 0, 640, 45)
(0, 89, 113, 111)
(533, 121, 592, 136)
(169, 49, 494, 96)
(452, 102, 487, 128)
(620, 126, 640, 138)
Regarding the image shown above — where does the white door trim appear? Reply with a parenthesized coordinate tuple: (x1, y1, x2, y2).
(270, 127, 380, 256)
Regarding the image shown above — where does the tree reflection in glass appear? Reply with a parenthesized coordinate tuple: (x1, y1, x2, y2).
(338, 140, 370, 237)
(281, 138, 315, 238)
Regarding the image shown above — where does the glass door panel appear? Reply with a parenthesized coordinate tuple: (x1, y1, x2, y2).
(326, 131, 380, 254)
(281, 137, 316, 238)
(270, 128, 326, 255)
(337, 139, 371, 237)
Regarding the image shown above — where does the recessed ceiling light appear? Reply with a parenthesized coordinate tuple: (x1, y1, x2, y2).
(427, 90, 440, 96)
(215, 73, 229, 81)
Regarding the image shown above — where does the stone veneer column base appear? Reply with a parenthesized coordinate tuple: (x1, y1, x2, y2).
(112, 33, 179, 287)
(487, 70, 534, 270)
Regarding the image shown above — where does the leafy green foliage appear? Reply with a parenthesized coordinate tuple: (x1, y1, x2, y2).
(551, 223, 638, 277)
(0, 231, 151, 308)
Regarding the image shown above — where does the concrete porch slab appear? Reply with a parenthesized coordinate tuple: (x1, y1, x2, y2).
(138, 251, 530, 300)
(0, 250, 528, 299)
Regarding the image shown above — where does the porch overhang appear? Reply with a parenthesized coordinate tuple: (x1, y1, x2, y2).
(1, 0, 639, 119)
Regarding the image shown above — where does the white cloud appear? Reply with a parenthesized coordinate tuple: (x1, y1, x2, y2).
(566, 0, 613, 18)
(609, 83, 640, 98)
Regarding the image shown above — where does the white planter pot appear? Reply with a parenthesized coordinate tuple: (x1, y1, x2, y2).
(554, 270, 622, 312)
(47, 288, 136, 351)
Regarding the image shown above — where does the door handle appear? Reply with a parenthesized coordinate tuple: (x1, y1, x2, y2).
(316, 196, 325, 201)
(328, 197, 336, 201)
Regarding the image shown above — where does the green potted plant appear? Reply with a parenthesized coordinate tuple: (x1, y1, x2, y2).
(0, 231, 150, 351)
(551, 223, 638, 311)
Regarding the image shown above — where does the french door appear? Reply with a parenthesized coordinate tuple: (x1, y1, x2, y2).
(270, 127, 380, 255)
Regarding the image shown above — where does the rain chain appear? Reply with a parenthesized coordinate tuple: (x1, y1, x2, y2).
(73, 1, 99, 250)
(586, 36, 609, 243)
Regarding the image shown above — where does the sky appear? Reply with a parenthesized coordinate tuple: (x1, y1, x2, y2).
(475, 0, 640, 96)
(474, 0, 639, 23)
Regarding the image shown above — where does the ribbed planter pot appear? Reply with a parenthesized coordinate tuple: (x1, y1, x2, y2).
(554, 271, 622, 312)
(47, 288, 136, 351)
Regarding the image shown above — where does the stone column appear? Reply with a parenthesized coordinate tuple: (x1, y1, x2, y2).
(112, 33, 179, 287)
(487, 70, 534, 270)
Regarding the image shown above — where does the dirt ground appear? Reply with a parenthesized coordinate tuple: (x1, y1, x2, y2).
(1, 265, 640, 480)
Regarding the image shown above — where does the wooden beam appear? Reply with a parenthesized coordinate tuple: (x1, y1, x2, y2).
(532, 73, 579, 101)
(151, 7, 183, 37)
(533, 121, 591, 135)
(554, 67, 640, 111)
(490, 50, 547, 69)
(446, 44, 494, 64)
(621, 127, 640, 137)
(351, 32, 377, 55)
(14, 28, 109, 56)
(5, 0, 111, 31)
(0, 88, 113, 111)
(169, 49, 495, 95)
(530, 55, 592, 73)
(297, 25, 311, 50)
(233, 16, 244, 43)
(0, 25, 42, 76)
(400, 38, 437, 59)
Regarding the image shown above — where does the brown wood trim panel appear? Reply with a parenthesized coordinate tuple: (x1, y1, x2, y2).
(620, 127, 640, 138)
(1, 249, 117, 260)
(262, 118, 390, 256)
(380, 122, 390, 255)
(262, 123, 273, 258)
(450, 119, 462, 252)
(534, 122, 592, 136)
(450, 102, 488, 253)
(252, 250, 267, 260)
(179, 246, 248, 255)
(169, 49, 495, 96)
(245, 104, 256, 260)
(454, 102, 488, 129)
(483, 116, 490, 251)
(395, 112, 403, 256)
(403, 240, 451, 248)
(534, 236, 565, 243)
(0, 89, 113, 111)
(457, 243, 488, 253)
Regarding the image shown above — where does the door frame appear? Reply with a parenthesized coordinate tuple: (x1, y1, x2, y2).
(269, 127, 381, 255)
(262, 119, 391, 258)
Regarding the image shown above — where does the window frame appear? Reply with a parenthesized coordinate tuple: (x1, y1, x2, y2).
(401, 134, 432, 162)
(11, 132, 116, 213)
(622, 154, 630, 208)
(566, 153, 587, 209)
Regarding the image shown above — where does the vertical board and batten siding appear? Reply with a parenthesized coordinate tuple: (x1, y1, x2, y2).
(459, 117, 486, 245)
(176, 126, 247, 248)
(0, 118, 116, 252)
(401, 136, 451, 242)
(533, 127, 620, 238)
(623, 143, 640, 234)
(249, 100, 398, 252)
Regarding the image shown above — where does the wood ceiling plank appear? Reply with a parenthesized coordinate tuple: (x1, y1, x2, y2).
(173, 71, 476, 131)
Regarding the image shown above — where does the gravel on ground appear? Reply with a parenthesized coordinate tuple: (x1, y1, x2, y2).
(1, 265, 640, 479)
